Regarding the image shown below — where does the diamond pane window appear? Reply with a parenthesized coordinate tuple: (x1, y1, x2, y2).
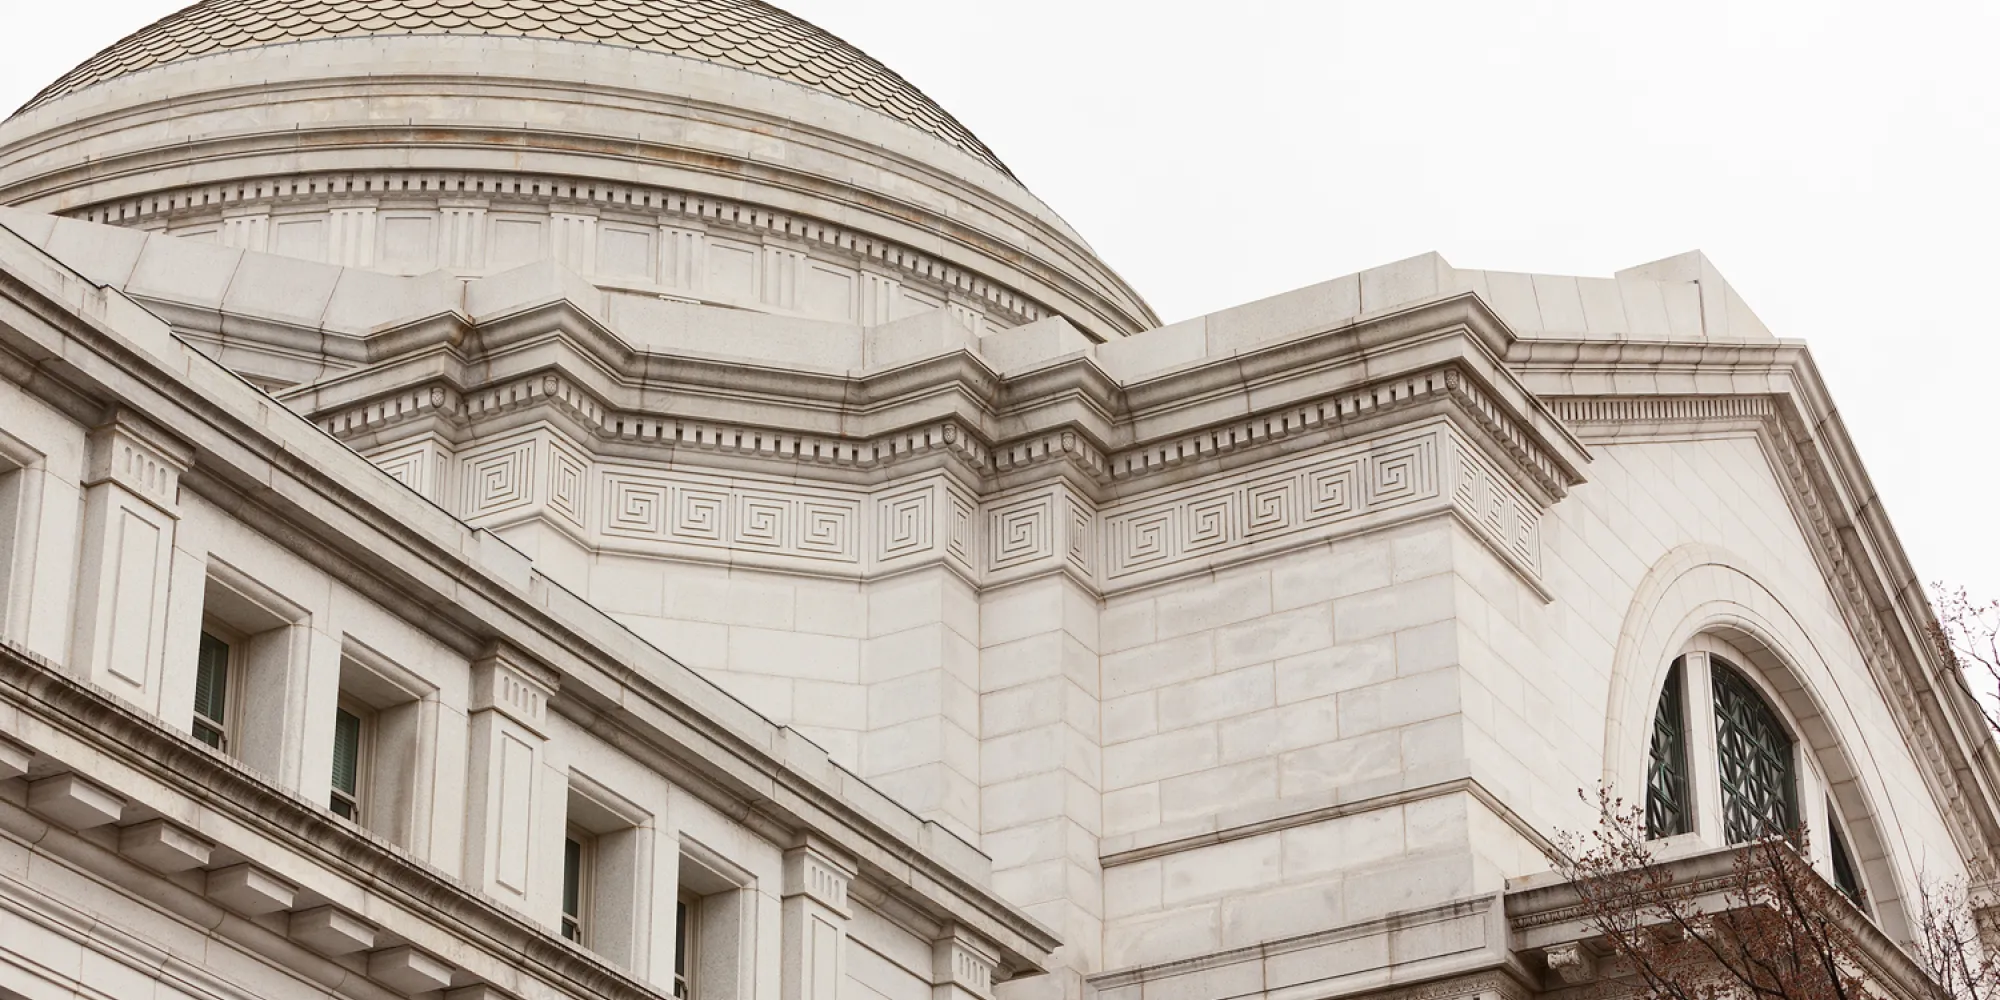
(1645, 659, 1693, 838)
(1713, 660, 1797, 843)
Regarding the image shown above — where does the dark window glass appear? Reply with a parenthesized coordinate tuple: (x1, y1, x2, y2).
(1829, 807, 1864, 905)
(193, 631, 230, 749)
(1713, 660, 1797, 843)
(675, 897, 691, 998)
(330, 707, 362, 821)
(1646, 659, 1693, 838)
(561, 836, 584, 943)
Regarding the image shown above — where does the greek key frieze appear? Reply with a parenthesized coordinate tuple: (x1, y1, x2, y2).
(1102, 431, 1444, 581)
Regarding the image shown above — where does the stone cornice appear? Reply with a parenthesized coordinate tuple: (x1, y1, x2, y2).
(76, 168, 1057, 332)
(295, 294, 1589, 512)
(1524, 338, 2000, 886)
(0, 227, 1060, 973)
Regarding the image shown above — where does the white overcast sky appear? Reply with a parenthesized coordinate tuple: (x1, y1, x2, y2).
(3, 1, 1996, 603)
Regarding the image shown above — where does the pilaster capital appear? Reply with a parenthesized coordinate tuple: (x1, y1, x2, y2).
(931, 926, 998, 1000)
(469, 640, 557, 736)
(782, 838, 856, 915)
(84, 408, 193, 515)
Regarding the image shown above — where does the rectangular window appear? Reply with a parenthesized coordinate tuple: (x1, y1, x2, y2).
(329, 699, 371, 823)
(193, 629, 234, 750)
(675, 888, 700, 999)
(562, 827, 593, 945)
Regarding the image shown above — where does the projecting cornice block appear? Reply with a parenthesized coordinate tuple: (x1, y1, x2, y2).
(369, 946, 457, 994)
(290, 905, 378, 955)
(118, 818, 213, 872)
(205, 863, 297, 915)
(27, 772, 124, 830)
(0, 735, 29, 780)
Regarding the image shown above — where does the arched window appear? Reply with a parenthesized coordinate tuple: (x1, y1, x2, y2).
(1712, 660, 1798, 843)
(1638, 642, 1883, 924)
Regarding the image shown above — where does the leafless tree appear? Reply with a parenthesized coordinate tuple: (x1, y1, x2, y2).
(1545, 788, 1870, 999)
(1931, 584, 2000, 734)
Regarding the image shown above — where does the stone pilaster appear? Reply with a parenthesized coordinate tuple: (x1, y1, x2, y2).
(551, 212, 597, 274)
(463, 642, 558, 920)
(932, 926, 999, 1000)
(329, 205, 378, 268)
(70, 411, 191, 707)
(439, 203, 488, 271)
(781, 841, 854, 1000)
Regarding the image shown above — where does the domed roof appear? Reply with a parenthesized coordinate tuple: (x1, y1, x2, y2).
(20, 0, 1008, 174)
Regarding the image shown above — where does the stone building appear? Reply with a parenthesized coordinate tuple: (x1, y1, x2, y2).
(0, 2, 1989, 999)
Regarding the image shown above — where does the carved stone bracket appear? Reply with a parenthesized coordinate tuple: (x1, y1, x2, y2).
(1544, 942, 1597, 984)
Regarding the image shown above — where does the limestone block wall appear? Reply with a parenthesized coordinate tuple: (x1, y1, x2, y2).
(1089, 517, 1536, 971)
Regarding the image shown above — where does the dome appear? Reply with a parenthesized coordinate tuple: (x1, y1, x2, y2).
(0, 0, 1157, 341)
(20, 0, 1008, 175)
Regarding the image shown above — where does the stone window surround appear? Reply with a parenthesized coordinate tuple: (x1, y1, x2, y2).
(335, 637, 439, 851)
(1644, 632, 1868, 902)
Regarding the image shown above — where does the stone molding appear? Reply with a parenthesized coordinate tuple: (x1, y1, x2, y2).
(1097, 776, 1555, 870)
(82, 408, 193, 517)
(1089, 896, 1524, 1000)
(322, 365, 1574, 505)
(408, 417, 1548, 595)
(72, 170, 1052, 332)
(932, 927, 1000, 1000)
(782, 841, 857, 916)
(470, 641, 558, 737)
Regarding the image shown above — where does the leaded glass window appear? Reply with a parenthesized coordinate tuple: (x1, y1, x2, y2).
(1645, 659, 1692, 838)
(1713, 660, 1797, 843)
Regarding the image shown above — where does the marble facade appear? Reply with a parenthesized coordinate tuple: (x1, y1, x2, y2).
(0, 4, 1990, 1000)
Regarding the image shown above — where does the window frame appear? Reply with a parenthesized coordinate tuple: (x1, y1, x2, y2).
(562, 825, 595, 946)
(329, 695, 374, 825)
(675, 885, 701, 1000)
(193, 620, 244, 752)
(1644, 658, 1694, 839)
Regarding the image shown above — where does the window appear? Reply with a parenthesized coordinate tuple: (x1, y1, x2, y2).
(1827, 803, 1865, 905)
(562, 826, 593, 945)
(332, 642, 435, 848)
(198, 566, 309, 772)
(675, 887, 700, 999)
(1645, 659, 1693, 839)
(1712, 660, 1797, 844)
(329, 699, 372, 823)
(193, 627, 237, 750)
